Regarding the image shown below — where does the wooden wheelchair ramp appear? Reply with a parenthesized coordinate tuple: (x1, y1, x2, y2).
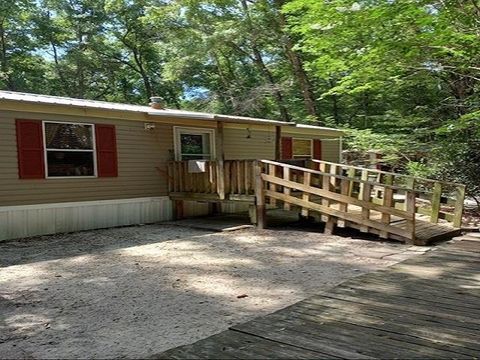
(254, 160, 465, 245)
(167, 159, 465, 245)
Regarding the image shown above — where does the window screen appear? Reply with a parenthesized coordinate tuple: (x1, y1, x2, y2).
(293, 139, 312, 159)
(44, 122, 95, 177)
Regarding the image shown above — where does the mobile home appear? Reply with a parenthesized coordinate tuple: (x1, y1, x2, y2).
(0, 91, 343, 241)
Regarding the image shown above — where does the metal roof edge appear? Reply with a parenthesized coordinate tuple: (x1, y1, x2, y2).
(0, 91, 342, 133)
(214, 114, 295, 126)
(147, 111, 214, 120)
(293, 124, 344, 134)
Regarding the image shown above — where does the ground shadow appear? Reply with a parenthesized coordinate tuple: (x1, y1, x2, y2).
(0, 220, 425, 358)
(159, 237, 480, 359)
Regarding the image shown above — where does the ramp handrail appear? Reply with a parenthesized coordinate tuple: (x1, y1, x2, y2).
(166, 158, 465, 232)
(308, 159, 465, 228)
(255, 160, 418, 243)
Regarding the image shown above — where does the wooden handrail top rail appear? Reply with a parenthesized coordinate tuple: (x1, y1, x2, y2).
(310, 159, 464, 188)
(169, 159, 465, 191)
(168, 159, 258, 163)
(261, 173, 414, 220)
(260, 160, 426, 194)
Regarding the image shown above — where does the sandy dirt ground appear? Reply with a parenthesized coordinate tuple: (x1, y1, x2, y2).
(0, 224, 430, 359)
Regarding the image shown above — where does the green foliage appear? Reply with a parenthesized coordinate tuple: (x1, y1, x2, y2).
(1, 0, 480, 194)
(431, 111, 480, 199)
(405, 161, 435, 179)
(344, 128, 420, 171)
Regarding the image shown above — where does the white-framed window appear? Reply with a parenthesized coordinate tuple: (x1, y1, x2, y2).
(43, 121, 97, 178)
(173, 127, 215, 161)
(292, 138, 312, 159)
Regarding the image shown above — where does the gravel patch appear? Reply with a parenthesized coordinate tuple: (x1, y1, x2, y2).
(0, 224, 429, 359)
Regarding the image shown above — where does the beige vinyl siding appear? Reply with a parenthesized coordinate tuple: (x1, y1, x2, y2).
(0, 107, 342, 207)
(223, 127, 275, 160)
(282, 130, 341, 163)
(0, 111, 173, 206)
(321, 138, 341, 162)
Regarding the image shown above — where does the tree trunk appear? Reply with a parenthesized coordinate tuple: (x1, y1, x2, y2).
(251, 47, 291, 122)
(76, 28, 86, 98)
(212, 51, 236, 112)
(51, 42, 71, 96)
(362, 92, 370, 128)
(132, 48, 153, 100)
(273, 0, 320, 123)
(329, 78, 340, 124)
(239, 0, 291, 122)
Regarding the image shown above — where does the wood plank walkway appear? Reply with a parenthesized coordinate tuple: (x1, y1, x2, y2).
(158, 235, 480, 359)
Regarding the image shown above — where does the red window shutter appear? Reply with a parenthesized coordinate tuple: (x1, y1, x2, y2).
(313, 139, 322, 160)
(16, 119, 45, 179)
(281, 137, 293, 159)
(95, 124, 118, 177)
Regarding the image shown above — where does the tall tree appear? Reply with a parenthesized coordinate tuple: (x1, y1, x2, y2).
(0, 0, 48, 92)
(34, 0, 110, 98)
(272, 0, 319, 121)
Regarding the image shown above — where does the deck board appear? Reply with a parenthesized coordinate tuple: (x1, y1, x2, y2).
(158, 237, 480, 359)
(311, 202, 460, 244)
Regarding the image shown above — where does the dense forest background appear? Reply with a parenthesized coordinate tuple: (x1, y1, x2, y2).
(1, 0, 479, 197)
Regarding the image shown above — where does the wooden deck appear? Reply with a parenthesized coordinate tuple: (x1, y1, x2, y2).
(158, 235, 480, 359)
(324, 203, 462, 244)
(167, 159, 465, 245)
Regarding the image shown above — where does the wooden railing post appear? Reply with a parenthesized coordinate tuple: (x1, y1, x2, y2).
(338, 178, 350, 227)
(254, 161, 266, 229)
(347, 168, 356, 196)
(268, 164, 277, 207)
(329, 164, 337, 190)
(203, 163, 210, 193)
(406, 189, 417, 244)
(217, 160, 226, 199)
(321, 167, 331, 224)
(384, 174, 394, 196)
(243, 160, 250, 194)
(453, 185, 466, 228)
(374, 173, 382, 199)
(358, 169, 368, 200)
(176, 162, 181, 192)
(183, 161, 190, 192)
(404, 177, 415, 211)
(283, 167, 291, 211)
(301, 172, 311, 217)
(236, 160, 242, 194)
(380, 186, 394, 239)
(360, 182, 372, 233)
(209, 161, 216, 194)
(430, 182, 442, 223)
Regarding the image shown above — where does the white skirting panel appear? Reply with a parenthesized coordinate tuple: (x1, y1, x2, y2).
(0, 197, 173, 241)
